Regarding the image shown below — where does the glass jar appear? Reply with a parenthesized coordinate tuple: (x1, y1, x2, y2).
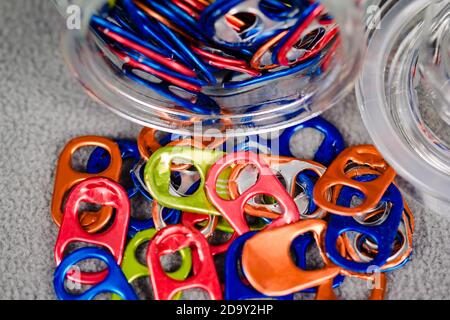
(357, 0, 450, 214)
(53, 0, 365, 136)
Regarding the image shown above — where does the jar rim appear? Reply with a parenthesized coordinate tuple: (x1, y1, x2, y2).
(357, 0, 450, 210)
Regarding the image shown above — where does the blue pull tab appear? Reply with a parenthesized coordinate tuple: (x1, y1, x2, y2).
(279, 116, 345, 166)
(325, 175, 404, 273)
(54, 247, 138, 300)
(225, 232, 294, 300)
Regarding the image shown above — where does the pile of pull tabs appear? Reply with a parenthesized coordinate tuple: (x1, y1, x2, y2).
(90, 0, 338, 114)
(51, 116, 415, 300)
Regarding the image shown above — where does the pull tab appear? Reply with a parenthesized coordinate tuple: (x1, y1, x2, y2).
(144, 146, 225, 215)
(51, 136, 122, 232)
(205, 152, 300, 235)
(228, 156, 327, 220)
(242, 219, 341, 296)
(338, 167, 414, 272)
(54, 177, 130, 285)
(325, 176, 404, 273)
(225, 231, 294, 300)
(278, 116, 345, 166)
(54, 247, 138, 300)
(111, 228, 192, 300)
(147, 225, 223, 300)
(343, 212, 413, 272)
(313, 145, 396, 216)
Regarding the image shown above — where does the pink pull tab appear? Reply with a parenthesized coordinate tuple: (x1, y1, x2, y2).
(205, 152, 300, 235)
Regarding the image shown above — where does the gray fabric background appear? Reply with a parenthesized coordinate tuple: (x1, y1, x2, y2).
(0, 0, 449, 300)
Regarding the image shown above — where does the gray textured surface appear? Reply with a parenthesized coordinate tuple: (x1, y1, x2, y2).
(0, 0, 449, 300)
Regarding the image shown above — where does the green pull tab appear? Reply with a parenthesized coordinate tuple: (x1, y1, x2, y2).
(144, 146, 226, 215)
(111, 228, 192, 300)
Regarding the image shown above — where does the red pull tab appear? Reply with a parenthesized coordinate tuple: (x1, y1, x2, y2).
(54, 177, 130, 285)
(147, 225, 223, 300)
(205, 152, 300, 235)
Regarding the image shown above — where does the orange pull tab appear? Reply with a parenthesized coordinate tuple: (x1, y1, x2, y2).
(242, 219, 341, 296)
(51, 136, 122, 232)
(313, 145, 396, 216)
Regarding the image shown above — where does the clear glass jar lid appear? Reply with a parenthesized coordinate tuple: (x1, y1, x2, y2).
(357, 0, 450, 214)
